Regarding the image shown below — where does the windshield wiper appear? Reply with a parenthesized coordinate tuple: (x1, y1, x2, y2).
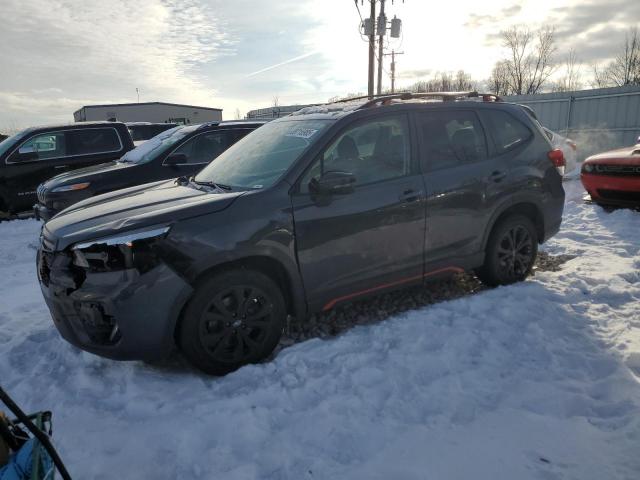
(193, 179, 232, 191)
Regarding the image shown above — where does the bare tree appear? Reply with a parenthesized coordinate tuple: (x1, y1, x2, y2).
(327, 92, 365, 102)
(500, 25, 557, 95)
(400, 70, 477, 93)
(234, 108, 242, 120)
(453, 70, 476, 91)
(593, 27, 640, 87)
(272, 96, 279, 107)
(553, 49, 583, 92)
(487, 60, 510, 95)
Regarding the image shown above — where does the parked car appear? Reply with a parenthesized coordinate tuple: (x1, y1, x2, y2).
(542, 127, 577, 174)
(34, 120, 267, 221)
(36, 92, 565, 375)
(580, 138, 640, 206)
(126, 122, 177, 145)
(0, 122, 134, 217)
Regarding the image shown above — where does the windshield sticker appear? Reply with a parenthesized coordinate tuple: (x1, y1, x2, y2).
(284, 127, 318, 139)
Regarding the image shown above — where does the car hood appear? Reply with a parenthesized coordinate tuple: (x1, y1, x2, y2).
(44, 180, 246, 250)
(584, 145, 640, 165)
(42, 161, 134, 189)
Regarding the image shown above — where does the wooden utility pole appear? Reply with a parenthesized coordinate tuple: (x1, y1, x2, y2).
(376, 0, 386, 95)
(385, 50, 404, 93)
(367, 0, 376, 98)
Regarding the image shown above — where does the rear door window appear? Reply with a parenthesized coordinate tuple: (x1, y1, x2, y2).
(68, 128, 122, 155)
(417, 110, 488, 171)
(482, 110, 532, 154)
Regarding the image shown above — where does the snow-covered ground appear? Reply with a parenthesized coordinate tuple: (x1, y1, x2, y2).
(1, 179, 639, 479)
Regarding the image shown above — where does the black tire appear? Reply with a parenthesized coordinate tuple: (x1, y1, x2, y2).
(0, 197, 9, 221)
(476, 214, 538, 287)
(178, 269, 286, 375)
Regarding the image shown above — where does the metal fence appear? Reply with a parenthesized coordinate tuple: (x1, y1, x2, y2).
(246, 104, 315, 119)
(504, 85, 640, 160)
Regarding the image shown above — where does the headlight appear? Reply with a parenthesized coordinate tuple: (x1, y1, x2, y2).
(52, 182, 91, 193)
(72, 226, 170, 273)
(583, 163, 594, 173)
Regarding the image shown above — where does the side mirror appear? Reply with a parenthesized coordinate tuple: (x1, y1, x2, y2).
(636, 135, 640, 145)
(309, 171, 356, 195)
(164, 153, 188, 166)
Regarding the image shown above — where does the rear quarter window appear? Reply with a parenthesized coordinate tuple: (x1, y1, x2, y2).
(482, 110, 532, 154)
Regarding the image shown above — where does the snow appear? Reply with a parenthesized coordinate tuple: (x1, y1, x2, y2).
(291, 100, 364, 116)
(1, 179, 639, 479)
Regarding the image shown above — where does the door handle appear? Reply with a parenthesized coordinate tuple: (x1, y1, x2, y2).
(399, 189, 423, 203)
(489, 170, 507, 182)
(54, 165, 68, 169)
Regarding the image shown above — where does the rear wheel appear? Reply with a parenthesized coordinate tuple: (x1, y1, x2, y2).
(178, 269, 286, 375)
(476, 215, 538, 287)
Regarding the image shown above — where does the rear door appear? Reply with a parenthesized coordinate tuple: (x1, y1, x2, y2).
(65, 127, 126, 170)
(291, 113, 427, 311)
(416, 108, 511, 266)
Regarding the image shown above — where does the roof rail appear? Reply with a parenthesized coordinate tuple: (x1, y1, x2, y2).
(355, 91, 502, 109)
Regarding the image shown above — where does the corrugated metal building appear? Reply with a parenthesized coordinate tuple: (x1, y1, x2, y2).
(504, 85, 640, 158)
(246, 104, 315, 119)
(73, 102, 222, 125)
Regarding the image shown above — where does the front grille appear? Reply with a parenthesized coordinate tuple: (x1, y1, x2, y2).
(38, 250, 52, 286)
(593, 164, 640, 176)
(37, 183, 46, 204)
(597, 189, 640, 203)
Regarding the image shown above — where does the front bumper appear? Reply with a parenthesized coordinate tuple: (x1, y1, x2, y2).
(581, 172, 640, 205)
(37, 249, 193, 361)
(33, 203, 57, 222)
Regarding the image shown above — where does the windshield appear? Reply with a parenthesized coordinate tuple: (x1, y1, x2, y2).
(194, 118, 333, 189)
(0, 129, 32, 158)
(120, 125, 196, 164)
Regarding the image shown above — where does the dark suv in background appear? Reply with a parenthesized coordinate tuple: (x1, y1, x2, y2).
(0, 122, 134, 217)
(37, 92, 565, 375)
(34, 120, 267, 221)
(126, 122, 177, 144)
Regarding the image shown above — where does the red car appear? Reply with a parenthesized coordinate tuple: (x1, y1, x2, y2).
(581, 136, 640, 206)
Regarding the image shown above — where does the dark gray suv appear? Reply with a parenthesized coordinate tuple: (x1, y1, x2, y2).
(37, 92, 565, 375)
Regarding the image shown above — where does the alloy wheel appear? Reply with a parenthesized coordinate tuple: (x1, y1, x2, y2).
(198, 286, 274, 364)
(496, 225, 534, 279)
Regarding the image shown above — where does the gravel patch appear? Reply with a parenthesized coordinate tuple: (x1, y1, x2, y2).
(277, 251, 576, 350)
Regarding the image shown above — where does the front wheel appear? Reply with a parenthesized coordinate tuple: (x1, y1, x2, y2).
(178, 269, 286, 375)
(476, 215, 538, 287)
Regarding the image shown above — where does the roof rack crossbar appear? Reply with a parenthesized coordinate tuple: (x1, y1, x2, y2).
(355, 91, 502, 109)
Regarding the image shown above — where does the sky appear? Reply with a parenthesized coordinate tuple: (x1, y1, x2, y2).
(0, 0, 638, 129)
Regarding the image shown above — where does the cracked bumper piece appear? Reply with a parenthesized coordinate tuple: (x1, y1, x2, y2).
(38, 255, 193, 360)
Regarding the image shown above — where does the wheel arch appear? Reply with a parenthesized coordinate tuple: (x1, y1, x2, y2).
(173, 254, 307, 344)
(482, 200, 545, 250)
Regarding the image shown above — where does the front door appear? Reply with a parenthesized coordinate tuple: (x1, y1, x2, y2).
(4, 130, 69, 211)
(291, 114, 426, 312)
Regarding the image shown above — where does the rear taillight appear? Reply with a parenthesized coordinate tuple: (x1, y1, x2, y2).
(548, 149, 565, 176)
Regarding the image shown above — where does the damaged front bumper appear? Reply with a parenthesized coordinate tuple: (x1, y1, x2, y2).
(37, 247, 193, 361)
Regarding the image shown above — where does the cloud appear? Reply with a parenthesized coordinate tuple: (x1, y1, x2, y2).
(464, 3, 523, 28)
(246, 51, 320, 77)
(0, 0, 235, 127)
